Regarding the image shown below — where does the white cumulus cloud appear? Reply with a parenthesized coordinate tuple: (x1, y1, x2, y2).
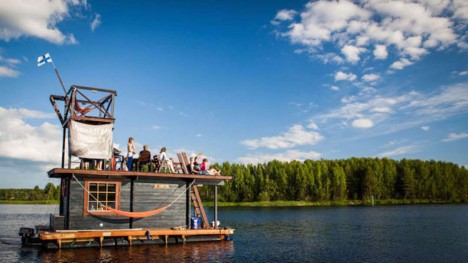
(352, 118, 374, 128)
(307, 122, 319, 130)
(241, 124, 323, 149)
(0, 0, 97, 44)
(371, 107, 391, 113)
(373, 44, 388, 60)
(390, 58, 413, 70)
(457, 71, 468, 76)
(317, 82, 468, 135)
(335, 71, 357, 82)
(362, 73, 380, 82)
(443, 132, 468, 142)
(378, 145, 417, 157)
(0, 54, 21, 78)
(91, 14, 101, 32)
(237, 150, 321, 164)
(0, 107, 61, 163)
(273, 0, 465, 71)
(0, 66, 20, 78)
(341, 45, 362, 64)
(274, 9, 297, 21)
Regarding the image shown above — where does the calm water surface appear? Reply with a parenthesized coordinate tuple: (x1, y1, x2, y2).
(0, 204, 466, 262)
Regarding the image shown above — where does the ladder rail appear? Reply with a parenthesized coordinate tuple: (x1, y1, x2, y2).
(192, 185, 209, 228)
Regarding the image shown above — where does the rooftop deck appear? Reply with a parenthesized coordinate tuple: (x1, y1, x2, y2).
(48, 168, 232, 186)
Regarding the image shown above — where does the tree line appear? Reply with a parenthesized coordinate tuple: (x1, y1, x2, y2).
(2, 158, 466, 204)
(0, 183, 60, 201)
(202, 158, 467, 203)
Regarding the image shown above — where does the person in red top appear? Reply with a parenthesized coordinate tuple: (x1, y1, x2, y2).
(199, 158, 221, 176)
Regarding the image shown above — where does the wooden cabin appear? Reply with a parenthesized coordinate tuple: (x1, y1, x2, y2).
(48, 169, 231, 230)
(19, 85, 234, 249)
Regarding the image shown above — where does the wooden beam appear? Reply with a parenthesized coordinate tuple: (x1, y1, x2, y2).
(48, 168, 232, 186)
(71, 85, 117, 95)
(41, 228, 235, 240)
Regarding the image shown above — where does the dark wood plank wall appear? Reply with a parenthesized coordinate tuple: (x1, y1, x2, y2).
(68, 177, 186, 230)
(68, 178, 129, 229)
(132, 182, 185, 229)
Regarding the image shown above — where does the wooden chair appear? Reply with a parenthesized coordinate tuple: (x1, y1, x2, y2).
(80, 158, 104, 170)
(169, 158, 184, 173)
(152, 155, 160, 172)
(177, 153, 189, 174)
(158, 155, 174, 173)
(182, 152, 198, 174)
(137, 151, 152, 172)
(182, 152, 191, 167)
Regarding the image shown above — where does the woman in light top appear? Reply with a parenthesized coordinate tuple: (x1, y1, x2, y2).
(127, 137, 135, 171)
(159, 147, 175, 173)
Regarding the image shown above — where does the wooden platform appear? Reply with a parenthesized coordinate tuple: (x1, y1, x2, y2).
(40, 228, 234, 249)
(48, 168, 232, 186)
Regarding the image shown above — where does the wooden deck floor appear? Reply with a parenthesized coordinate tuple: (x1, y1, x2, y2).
(40, 228, 234, 249)
(48, 168, 232, 185)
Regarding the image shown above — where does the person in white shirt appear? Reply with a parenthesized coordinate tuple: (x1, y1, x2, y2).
(159, 147, 175, 173)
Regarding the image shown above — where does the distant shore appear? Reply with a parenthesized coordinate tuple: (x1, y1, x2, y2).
(1, 199, 465, 206)
(0, 200, 59, 205)
(206, 199, 466, 207)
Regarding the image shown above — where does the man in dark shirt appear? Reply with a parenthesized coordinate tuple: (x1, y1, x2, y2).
(138, 145, 151, 171)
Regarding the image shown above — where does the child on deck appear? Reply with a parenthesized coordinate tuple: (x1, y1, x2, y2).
(199, 158, 221, 176)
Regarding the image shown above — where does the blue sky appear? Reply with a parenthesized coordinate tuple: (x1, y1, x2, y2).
(0, 0, 467, 188)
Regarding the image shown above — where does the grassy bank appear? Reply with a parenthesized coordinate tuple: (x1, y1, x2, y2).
(1, 199, 463, 206)
(204, 199, 464, 207)
(0, 200, 59, 205)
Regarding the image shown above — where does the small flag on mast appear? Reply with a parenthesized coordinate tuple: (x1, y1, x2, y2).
(37, 53, 53, 67)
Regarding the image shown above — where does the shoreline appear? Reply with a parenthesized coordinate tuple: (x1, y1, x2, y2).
(1, 199, 465, 206)
(0, 200, 59, 205)
(205, 199, 466, 207)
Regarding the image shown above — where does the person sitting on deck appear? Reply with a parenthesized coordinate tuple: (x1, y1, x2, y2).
(187, 157, 200, 174)
(199, 158, 221, 176)
(138, 145, 152, 171)
(159, 147, 175, 173)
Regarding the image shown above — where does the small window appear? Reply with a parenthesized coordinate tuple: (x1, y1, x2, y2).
(84, 180, 121, 216)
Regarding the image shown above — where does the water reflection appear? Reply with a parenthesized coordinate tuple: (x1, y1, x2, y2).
(36, 241, 235, 262)
(2, 205, 467, 262)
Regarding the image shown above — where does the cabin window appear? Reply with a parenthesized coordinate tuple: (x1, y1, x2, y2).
(84, 181, 121, 216)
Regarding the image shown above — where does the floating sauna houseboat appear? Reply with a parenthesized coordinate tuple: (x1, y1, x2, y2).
(19, 85, 234, 249)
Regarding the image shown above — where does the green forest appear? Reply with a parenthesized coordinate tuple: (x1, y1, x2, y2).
(1, 158, 466, 205)
(0, 183, 60, 203)
(201, 158, 467, 203)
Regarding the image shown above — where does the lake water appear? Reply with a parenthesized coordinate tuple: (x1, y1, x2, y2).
(0, 204, 466, 262)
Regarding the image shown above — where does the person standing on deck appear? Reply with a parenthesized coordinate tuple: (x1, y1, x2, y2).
(127, 137, 135, 171)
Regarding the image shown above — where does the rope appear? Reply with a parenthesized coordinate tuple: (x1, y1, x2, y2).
(72, 174, 195, 218)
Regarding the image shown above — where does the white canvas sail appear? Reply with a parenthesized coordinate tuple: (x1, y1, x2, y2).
(69, 120, 113, 159)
